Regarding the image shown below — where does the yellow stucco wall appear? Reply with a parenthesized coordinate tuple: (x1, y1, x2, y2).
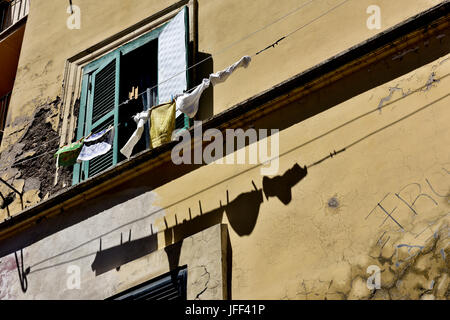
(0, 0, 448, 300)
(2, 0, 442, 145)
(151, 52, 450, 299)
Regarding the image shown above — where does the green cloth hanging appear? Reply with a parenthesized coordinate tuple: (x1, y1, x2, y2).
(54, 139, 84, 167)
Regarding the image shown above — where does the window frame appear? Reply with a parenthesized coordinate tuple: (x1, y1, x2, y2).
(72, 7, 191, 185)
(108, 267, 188, 300)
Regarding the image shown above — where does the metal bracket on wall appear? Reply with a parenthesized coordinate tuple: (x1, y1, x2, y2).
(14, 249, 29, 293)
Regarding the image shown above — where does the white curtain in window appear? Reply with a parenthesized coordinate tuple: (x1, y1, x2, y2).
(158, 7, 188, 109)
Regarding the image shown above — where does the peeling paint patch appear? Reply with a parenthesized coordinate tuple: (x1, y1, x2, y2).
(423, 72, 440, 91)
(0, 97, 73, 218)
(394, 244, 424, 267)
(377, 86, 406, 113)
(0, 254, 18, 300)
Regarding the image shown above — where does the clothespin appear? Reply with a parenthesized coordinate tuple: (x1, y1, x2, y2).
(128, 86, 139, 100)
(129, 87, 134, 100)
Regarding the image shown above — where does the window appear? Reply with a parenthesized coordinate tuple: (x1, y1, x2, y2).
(73, 7, 190, 185)
(0, 0, 29, 33)
(0, 91, 11, 145)
(108, 267, 187, 300)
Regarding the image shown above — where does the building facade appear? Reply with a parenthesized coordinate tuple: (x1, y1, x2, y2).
(0, 0, 448, 300)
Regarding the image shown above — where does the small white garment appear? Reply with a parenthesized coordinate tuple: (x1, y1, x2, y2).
(176, 55, 251, 118)
(120, 110, 151, 159)
(176, 78, 211, 118)
(77, 126, 115, 162)
(209, 55, 251, 86)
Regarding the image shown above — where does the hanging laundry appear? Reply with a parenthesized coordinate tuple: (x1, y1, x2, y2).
(120, 56, 252, 159)
(176, 56, 252, 118)
(77, 126, 115, 162)
(209, 55, 252, 86)
(120, 109, 150, 159)
(54, 139, 84, 167)
(150, 101, 176, 148)
(175, 78, 210, 119)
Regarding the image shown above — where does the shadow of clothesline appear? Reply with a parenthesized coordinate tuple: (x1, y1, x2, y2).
(37, 163, 306, 276)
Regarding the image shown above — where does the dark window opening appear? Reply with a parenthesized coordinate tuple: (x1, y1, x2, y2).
(0, 91, 11, 145)
(118, 39, 158, 161)
(108, 267, 187, 300)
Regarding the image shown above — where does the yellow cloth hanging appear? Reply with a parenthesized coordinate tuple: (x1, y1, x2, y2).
(150, 101, 176, 148)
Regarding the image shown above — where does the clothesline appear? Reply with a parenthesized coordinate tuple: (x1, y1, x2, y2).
(120, 55, 252, 158)
(0, 1, 316, 138)
(0, 0, 347, 146)
(115, 0, 350, 110)
(73, 0, 353, 161)
(114, 0, 319, 108)
(0, 0, 351, 172)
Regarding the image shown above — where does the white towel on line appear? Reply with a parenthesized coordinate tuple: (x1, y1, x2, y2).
(77, 126, 115, 162)
(120, 111, 151, 159)
(176, 55, 251, 118)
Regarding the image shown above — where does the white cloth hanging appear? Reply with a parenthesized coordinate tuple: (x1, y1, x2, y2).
(209, 55, 252, 86)
(77, 126, 115, 162)
(175, 78, 210, 118)
(176, 56, 251, 118)
(120, 110, 151, 159)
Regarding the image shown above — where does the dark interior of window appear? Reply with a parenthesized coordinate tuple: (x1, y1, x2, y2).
(0, 92, 11, 145)
(118, 39, 158, 162)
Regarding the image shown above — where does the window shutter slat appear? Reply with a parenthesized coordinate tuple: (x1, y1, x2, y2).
(86, 114, 115, 179)
(91, 60, 117, 123)
(84, 53, 120, 179)
(110, 268, 187, 300)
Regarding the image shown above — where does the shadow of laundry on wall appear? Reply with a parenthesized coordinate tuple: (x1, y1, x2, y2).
(225, 188, 264, 237)
(90, 162, 307, 276)
(262, 163, 308, 205)
(169, 162, 308, 241)
(91, 233, 158, 276)
(164, 239, 183, 274)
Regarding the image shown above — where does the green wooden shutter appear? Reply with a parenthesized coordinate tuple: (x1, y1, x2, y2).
(73, 52, 120, 184)
(182, 6, 191, 130)
(72, 73, 90, 185)
(72, 6, 192, 185)
(85, 51, 120, 179)
(175, 113, 190, 130)
(178, 6, 190, 130)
